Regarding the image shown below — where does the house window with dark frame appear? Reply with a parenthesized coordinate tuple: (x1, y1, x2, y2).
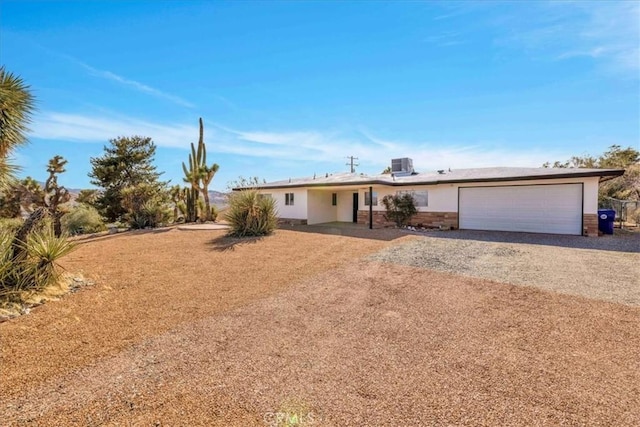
(285, 193, 294, 206)
(397, 190, 428, 207)
(364, 191, 378, 206)
(332, 193, 337, 206)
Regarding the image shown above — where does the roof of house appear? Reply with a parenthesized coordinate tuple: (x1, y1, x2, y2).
(237, 167, 625, 190)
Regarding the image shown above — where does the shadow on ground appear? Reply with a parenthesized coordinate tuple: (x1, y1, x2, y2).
(207, 234, 264, 252)
(420, 229, 639, 253)
(71, 227, 175, 245)
(285, 222, 406, 242)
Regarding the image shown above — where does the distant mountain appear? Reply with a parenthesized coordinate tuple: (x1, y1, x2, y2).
(209, 190, 228, 208)
(59, 186, 228, 208)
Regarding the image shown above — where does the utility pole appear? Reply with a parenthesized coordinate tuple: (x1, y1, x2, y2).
(346, 156, 359, 173)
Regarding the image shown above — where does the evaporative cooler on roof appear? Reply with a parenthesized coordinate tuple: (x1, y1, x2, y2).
(391, 158, 414, 177)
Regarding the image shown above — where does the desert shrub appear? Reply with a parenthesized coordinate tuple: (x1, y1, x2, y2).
(121, 183, 171, 229)
(126, 200, 171, 229)
(225, 190, 277, 237)
(382, 193, 417, 227)
(0, 218, 24, 234)
(62, 205, 107, 235)
(0, 224, 75, 296)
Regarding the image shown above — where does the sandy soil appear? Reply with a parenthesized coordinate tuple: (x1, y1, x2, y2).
(1, 227, 638, 426)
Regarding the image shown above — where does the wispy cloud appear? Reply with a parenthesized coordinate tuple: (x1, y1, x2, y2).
(31, 112, 198, 147)
(423, 31, 466, 47)
(30, 111, 569, 172)
(81, 62, 195, 108)
(58, 53, 195, 108)
(15, 37, 195, 108)
(498, 1, 640, 74)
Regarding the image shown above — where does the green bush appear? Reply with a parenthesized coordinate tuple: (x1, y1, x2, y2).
(121, 183, 171, 229)
(1, 225, 75, 295)
(61, 205, 107, 235)
(382, 193, 417, 227)
(225, 190, 277, 237)
(0, 218, 24, 234)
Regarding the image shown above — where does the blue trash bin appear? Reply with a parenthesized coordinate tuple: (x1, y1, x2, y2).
(597, 209, 616, 235)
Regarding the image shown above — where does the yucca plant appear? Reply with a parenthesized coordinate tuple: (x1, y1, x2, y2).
(0, 225, 75, 295)
(0, 228, 14, 287)
(225, 190, 277, 237)
(24, 228, 75, 289)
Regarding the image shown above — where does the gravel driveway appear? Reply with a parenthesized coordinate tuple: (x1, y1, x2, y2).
(370, 230, 640, 306)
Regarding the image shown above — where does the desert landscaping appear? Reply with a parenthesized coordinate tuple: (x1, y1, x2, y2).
(1, 226, 638, 426)
(2, 2, 640, 426)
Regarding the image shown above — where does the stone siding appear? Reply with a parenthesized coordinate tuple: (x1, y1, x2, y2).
(583, 213, 598, 237)
(357, 210, 458, 229)
(277, 218, 308, 226)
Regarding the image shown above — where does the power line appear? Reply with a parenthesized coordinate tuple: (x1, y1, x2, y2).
(346, 156, 359, 173)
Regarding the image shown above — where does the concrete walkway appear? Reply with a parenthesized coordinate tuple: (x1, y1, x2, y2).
(176, 223, 230, 231)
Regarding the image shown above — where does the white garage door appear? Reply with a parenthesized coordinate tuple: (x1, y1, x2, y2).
(459, 184, 583, 235)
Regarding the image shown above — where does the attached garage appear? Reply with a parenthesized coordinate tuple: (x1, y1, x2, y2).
(459, 184, 583, 235)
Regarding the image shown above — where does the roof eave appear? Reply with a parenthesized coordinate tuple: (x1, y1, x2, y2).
(234, 169, 626, 191)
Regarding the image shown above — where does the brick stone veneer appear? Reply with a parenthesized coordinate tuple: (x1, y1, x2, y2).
(357, 210, 458, 229)
(277, 218, 308, 226)
(583, 213, 598, 237)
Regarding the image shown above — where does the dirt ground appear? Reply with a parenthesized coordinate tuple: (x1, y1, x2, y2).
(1, 227, 638, 426)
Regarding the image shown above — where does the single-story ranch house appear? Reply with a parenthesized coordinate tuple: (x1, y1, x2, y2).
(238, 158, 624, 236)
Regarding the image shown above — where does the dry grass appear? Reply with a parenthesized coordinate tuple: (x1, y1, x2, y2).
(1, 227, 638, 426)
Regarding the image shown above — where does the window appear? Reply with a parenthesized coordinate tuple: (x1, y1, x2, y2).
(258, 193, 272, 200)
(397, 190, 428, 207)
(285, 193, 294, 206)
(332, 193, 337, 206)
(364, 191, 378, 206)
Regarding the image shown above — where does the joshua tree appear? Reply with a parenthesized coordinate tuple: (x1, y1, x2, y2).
(182, 118, 219, 222)
(19, 176, 45, 213)
(43, 155, 71, 236)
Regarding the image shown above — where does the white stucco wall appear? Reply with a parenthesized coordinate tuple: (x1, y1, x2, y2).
(358, 176, 601, 214)
(336, 191, 355, 222)
(259, 189, 308, 219)
(307, 190, 337, 224)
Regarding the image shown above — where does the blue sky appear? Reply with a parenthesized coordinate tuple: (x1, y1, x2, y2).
(2, 1, 639, 191)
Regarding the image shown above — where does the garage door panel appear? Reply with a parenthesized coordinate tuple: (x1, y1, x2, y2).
(459, 184, 582, 235)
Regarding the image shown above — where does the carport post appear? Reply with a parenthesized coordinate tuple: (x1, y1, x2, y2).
(369, 186, 373, 230)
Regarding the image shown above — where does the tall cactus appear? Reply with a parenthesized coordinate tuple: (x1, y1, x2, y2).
(184, 187, 198, 223)
(181, 118, 219, 222)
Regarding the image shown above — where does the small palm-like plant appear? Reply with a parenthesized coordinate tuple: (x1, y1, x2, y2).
(1, 225, 75, 298)
(225, 190, 277, 237)
(0, 229, 14, 287)
(25, 228, 75, 289)
(0, 67, 35, 190)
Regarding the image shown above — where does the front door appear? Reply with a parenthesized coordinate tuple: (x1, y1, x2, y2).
(352, 192, 359, 223)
